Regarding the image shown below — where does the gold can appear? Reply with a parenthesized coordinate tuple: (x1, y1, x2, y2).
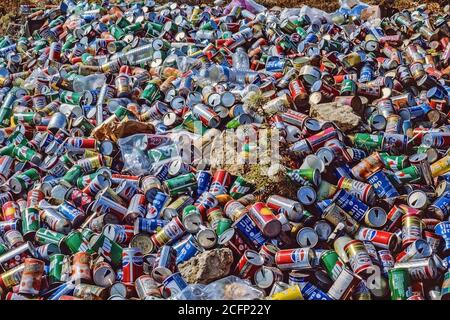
(431, 155, 450, 177)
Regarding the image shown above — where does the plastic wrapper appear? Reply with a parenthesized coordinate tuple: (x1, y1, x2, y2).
(117, 133, 173, 176)
(337, 0, 370, 17)
(224, 0, 266, 15)
(171, 276, 265, 300)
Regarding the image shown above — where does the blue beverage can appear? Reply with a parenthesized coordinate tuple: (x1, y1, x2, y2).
(434, 221, 450, 255)
(58, 201, 85, 228)
(47, 281, 76, 300)
(359, 63, 374, 83)
(232, 213, 268, 249)
(147, 192, 170, 219)
(300, 282, 333, 300)
(162, 272, 191, 299)
(154, 163, 170, 181)
(430, 192, 450, 221)
(196, 170, 212, 196)
(332, 189, 368, 222)
(315, 199, 333, 215)
(346, 148, 367, 162)
(366, 170, 400, 199)
(134, 217, 168, 234)
(333, 164, 354, 180)
(173, 235, 202, 264)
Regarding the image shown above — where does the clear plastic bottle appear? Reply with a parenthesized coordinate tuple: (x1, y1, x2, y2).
(232, 47, 250, 71)
(72, 73, 106, 92)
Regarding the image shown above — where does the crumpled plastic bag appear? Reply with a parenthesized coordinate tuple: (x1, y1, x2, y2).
(224, 0, 266, 15)
(171, 276, 265, 300)
(337, 0, 369, 17)
(117, 133, 172, 176)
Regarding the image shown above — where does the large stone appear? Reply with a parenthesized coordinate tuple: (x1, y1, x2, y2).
(178, 248, 234, 284)
(309, 102, 361, 133)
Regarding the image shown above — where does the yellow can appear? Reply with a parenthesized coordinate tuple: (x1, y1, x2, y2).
(268, 285, 304, 300)
(431, 155, 450, 177)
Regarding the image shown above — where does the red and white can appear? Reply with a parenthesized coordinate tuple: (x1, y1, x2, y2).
(275, 248, 315, 271)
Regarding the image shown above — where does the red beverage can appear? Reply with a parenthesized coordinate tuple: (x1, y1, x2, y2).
(234, 250, 264, 279)
(18, 258, 45, 296)
(248, 202, 282, 238)
(26, 189, 45, 208)
(2, 201, 21, 221)
(289, 79, 308, 109)
(71, 252, 92, 283)
(356, 227, 399, 251)
(275, 248, 315, 271)
(122, 247, 143, 283)
(208, 169, 231, 195)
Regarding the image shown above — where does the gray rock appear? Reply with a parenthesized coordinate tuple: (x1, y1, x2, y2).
(178, 248, 234, 284)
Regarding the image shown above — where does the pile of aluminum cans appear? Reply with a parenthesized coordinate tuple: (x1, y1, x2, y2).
(0, 0, 449, 300)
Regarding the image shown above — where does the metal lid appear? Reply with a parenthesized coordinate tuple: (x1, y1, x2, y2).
(130, 234, 155, 255)
(297, 186, 317, 206)
(196, 228, 217, 250)
(245, 250, 264, 266)
(365, 207, 387, 228)
(314, 220, 332, 241)
(254, 266, 276, 289)
(296, 227, 319, 248)
(407, 190, 429, 210)
(220, 91, 235, 107)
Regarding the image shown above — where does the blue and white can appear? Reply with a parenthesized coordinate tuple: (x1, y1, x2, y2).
(366, 170, 400, 199)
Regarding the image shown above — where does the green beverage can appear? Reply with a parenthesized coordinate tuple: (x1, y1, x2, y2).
(13, 145, 42, 164)
(9, 168, 40, 194)
(216, 218, 232, 236)
(0, 144, 15, 156)
(388, 268, 412, 300)
(380, 153, 408, 170)
(340, 79, 357, 96)
(64, 230, 91, 254)
(287, 168, 321, 186)
(62, 165, 83, 185)
(182, 205, 201, 220)
(90, 234, 123, 268)
(49, 253, 66, 284)
(110, 25, 125, 40)
(163, 173, 198, 196)
(353, 133, 383, 152)
(441, 271, 450, 300)
(60, 90, 84, 105)
(140, 83, 161, 104)
(147, 22, 163, 33)
(7, 131, 28, 146)
(320, 250, 346, 281)
(295, 27, 307, 38)
(35, 228, 66, 248)
(116, 17, 131, 29)
(0, 243, 8, 255)
(73, 116, 95, 135)
(181, 113, 207, 134)
(22, 207, 40, 240)
(394, 166, 421, 184)
(229, 176, 253, 199)
(124, 22, 143, 33)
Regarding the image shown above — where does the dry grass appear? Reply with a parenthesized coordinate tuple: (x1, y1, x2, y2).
(0, 0, 446, 38)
